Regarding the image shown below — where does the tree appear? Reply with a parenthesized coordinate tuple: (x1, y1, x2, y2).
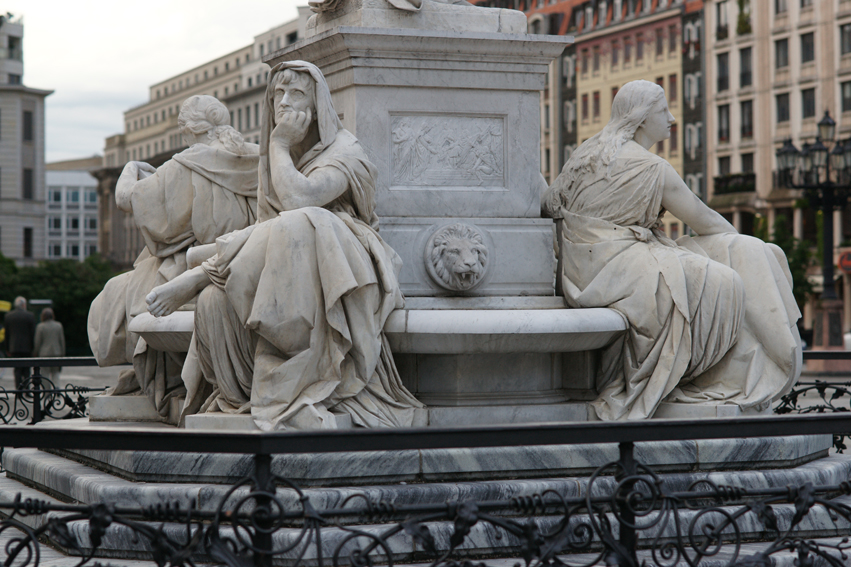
(0, 254, 117, 355)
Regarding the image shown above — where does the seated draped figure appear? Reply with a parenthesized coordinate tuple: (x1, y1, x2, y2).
(87, 96, 259, 421)
(146, 61, 423, 431)
(543, 79, 802, 421)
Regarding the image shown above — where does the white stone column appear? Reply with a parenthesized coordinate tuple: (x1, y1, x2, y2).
(732, 209, 742, 232)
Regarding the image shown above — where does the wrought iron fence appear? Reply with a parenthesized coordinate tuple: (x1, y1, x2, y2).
(0, 357, 107, 425)
(2, 416, 851, 566)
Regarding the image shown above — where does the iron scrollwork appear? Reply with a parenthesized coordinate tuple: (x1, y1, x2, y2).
(774, 380, 851, 452)
(0, 374, 105, 425)
(3, 444, 851, 567)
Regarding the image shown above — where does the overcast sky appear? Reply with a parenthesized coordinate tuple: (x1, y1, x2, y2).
(13, 1, 302, 163)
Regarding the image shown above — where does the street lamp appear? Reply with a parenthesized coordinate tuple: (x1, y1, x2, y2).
(775, 110, 851, 350)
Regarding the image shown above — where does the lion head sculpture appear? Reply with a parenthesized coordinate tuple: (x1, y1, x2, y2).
(427, 223, 489, 291)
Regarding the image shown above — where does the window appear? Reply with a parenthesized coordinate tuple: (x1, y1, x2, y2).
(717, 52, 729, 91)
(775, 0, 786, 13)
(624, 38, 632, 62)
(22, 168, 33, 199)
(656, 28, 664, 57)
(801, 0, 812, 7)
(86, 190, 97, 204)
(843, 24, 851, 56)
(593, 46, 600, 72)
(741, 100, 753, 138)
(717, 1, 729, 38)
(801, 32, 814, 63)
(739, 47, 752, 87)
(843, 81, 851, 112)
(741, 153, 754, 173)
(636, 33, 644, 63)
(581, 93, 589, 120)
(68, 189, 79, 203)
(8, 73, 21, 84)
(776, 92, 790, 122)
(611, 41, 619, 66)
(670, 124, 678, 153)
(581, 49, 589, 73)
(50, 189, 61, 203)
(612, 86, 619, 102)
(718, 104, 730, 142)
(69, 217, 79, 231)
(668, 74, 677, 102)
(593, 91, 600, 118)
(802, 88, 816, 118)
(775, 38, 789, 68)
(719, 156, 731, 175)
(255, 103, 260, 127)
(669, 25, 677, 53)
(287, 31, 298, 44)
(68, 244, 79, 258)
(21, 110, 34, 143)
(657, 139, 665, 154)
(23, 228, 32, 259)
(49, 243, 61, 258)
(49, 217, 61, 230)
(86, 217, 97, 230)
(86, 243, 98, 257)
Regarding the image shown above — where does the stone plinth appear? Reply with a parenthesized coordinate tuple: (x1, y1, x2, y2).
(268, 27, 571, 297)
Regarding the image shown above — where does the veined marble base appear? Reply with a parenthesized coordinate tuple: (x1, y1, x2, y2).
(1, 441, 848, 563)
(28, 419, 832, 485)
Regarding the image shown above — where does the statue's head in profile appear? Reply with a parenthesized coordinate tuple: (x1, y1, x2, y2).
(178, 95, 247, 154)
(543, 80, 676, 217)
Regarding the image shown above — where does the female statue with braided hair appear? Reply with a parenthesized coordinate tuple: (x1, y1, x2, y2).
(147, 61, 423, 430)
(88, 95, 259, 421)
(543, 80, 802, 421)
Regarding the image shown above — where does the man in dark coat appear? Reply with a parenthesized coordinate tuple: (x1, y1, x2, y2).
(4, 296, 36, 388)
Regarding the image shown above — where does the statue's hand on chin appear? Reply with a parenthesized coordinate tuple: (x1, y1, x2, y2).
(272, 108, 312, 148)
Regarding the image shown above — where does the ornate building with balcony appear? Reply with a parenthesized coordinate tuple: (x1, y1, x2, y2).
(0, 14, 51, 266)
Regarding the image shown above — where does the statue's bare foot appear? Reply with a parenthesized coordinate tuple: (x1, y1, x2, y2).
(146, 278, 198, 318)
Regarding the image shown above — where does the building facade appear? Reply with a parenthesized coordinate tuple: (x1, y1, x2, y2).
(44, 157, 101, 261)
(0, 14, 51, 266)
(479, 0, 704, 239)
(703, 0, 851, 333)
(98, 10, 310, 269)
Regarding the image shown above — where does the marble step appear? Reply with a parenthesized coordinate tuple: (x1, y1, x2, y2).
(3, 467, 851, 565)
(29, 420, 833, 486)
(6, 447, 851, 521)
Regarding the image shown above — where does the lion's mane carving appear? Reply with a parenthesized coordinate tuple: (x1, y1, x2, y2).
(427, 223, 489, 291)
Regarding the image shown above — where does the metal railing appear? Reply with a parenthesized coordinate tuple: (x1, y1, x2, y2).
(0, 357, 106, 425)
(2, 416, 851, 566)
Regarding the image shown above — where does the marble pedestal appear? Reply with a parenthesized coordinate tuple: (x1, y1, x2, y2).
(268, 27, 570, 298)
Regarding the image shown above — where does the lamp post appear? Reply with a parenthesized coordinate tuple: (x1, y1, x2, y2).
(776, 110, 851, 351)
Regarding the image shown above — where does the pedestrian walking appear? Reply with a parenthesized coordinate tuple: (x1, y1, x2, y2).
(4, 297, 36, 388)
(34, 308, 65, 382)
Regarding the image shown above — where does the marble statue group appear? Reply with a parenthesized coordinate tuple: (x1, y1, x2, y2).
(89, 62, 801, 428)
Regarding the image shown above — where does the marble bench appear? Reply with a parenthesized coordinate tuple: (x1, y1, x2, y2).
(117, 297, 628, 427)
